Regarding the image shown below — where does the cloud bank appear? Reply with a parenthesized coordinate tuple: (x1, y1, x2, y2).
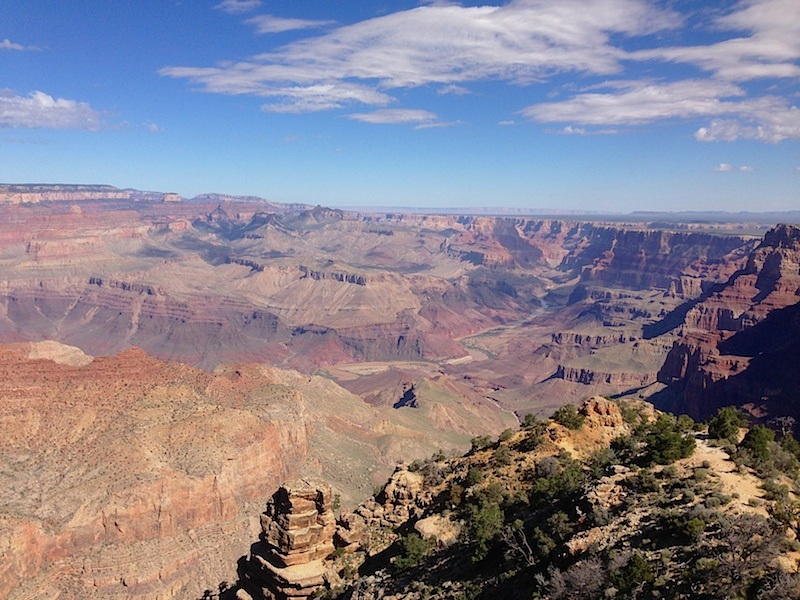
(161, 0, 799, 139)
(0, 90, 100, 130)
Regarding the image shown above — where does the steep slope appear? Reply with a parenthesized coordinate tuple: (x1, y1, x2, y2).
(223, 397, 800, 600)
(0, 342, 515, 599)
(656, 224, 800, 422)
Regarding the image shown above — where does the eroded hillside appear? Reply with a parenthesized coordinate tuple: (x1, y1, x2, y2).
(0, 193, 776, 420)
(0, 341, 514, 599)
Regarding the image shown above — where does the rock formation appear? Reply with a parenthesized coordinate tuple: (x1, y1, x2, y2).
(245, 481, 335, 599)
(355, 465, 429, 530)
(656, 224, 800, 422)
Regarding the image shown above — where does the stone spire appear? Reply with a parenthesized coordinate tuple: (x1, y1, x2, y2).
(248, 479, 335, 599)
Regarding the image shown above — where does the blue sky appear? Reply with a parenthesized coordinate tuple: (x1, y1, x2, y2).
(1, 0, 798, 211)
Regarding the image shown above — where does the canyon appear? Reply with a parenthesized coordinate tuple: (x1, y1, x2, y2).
(1, 185, 798, 598)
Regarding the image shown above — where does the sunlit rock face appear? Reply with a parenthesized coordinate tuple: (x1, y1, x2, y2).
(657, 224, 800, 422)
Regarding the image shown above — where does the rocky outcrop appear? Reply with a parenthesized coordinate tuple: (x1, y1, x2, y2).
(571, 227, 750, 291)
(581, 396, 626, 428)
(298, 265, 368, 285)
(246, 481, 335, 599)
(555, 365, 657, 388)
(355, 465, 429, 530)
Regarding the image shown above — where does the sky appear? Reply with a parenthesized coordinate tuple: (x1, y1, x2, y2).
(1, 0, 798, 212)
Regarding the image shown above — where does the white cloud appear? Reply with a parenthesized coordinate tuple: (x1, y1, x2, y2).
(524, 80, 800, 142)
(524, 80, 747, 125)
(740, 165, 754, 172)
(438, 84, 471, 96)
(146, 122, 163, 133)
(714, 163, 733, 172)
(0, 90, 100, 130)
(693, 103, 800, 143)
(246, 15, 335, 35)
(0, 38, 39, 51)
(346, 108, 439, 125)
(214, 0, 262, 15)
(162, 0, 680, 112)
(162, 0, 798, 144)
(498, 119, 517, 126)
(260, 83, 393, 113)
(633, 0, 800, 82)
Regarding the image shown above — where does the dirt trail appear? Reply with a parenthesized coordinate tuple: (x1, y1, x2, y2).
(689, 434, 767, 516)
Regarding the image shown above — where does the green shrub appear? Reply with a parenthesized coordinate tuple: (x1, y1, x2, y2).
(609, 553, 654, 592)
(498, 428, 514, 443)
(644, 414, 696, 465)
(620, 403, 646, 427)
(529, 454, 585, 505)
(708, 406, 746, 442)
(740, 425, 775, 463)
(394, 533, 433, 570)
(629, 468, 660, 494)
(551, 404, 585, 429)
(470, 435, 493, 453)
(492, 446, 512, 467)
(761, 479, 790, 501)
(521, 413, 544, 430)
(449, 483, 465, 507)
(782, 433, 800, 459)
(465, 467, 484, 486)
(466, 501, 504, 562)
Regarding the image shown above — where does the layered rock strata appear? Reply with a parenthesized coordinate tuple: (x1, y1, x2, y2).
(657, 224, 800, 421)
(244, 481, 335, 599)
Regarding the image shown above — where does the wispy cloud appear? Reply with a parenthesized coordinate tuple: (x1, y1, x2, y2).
(0, 90, 100, 130)
(523, 0, 800, 142)
(146, 122, 163, 133)
(346, 108, 438, 125)
(712, 163, 756, 173)
(246, 15, 335, 35)
(260, 83, 393, 113)
(163, 0, 798, 141)
(0, 38, 39, 51)
(632, 0, 800, 82)
(162, 0, 680, 113)
(214, 0, 262, 15)
(524, 80, 800, 142)
(525, 80, 747, 126)
(437, 84, 470, 96)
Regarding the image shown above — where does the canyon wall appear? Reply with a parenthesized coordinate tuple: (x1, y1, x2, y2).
(656, 224, 800, 422)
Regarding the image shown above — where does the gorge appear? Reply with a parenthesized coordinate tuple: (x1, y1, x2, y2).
(1, 185, 799, 598)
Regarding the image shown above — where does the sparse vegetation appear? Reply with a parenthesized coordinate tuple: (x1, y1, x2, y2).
(551, 404, 585, 429)
(708, 406, 746, 442)
(330, 400, 800, 599)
